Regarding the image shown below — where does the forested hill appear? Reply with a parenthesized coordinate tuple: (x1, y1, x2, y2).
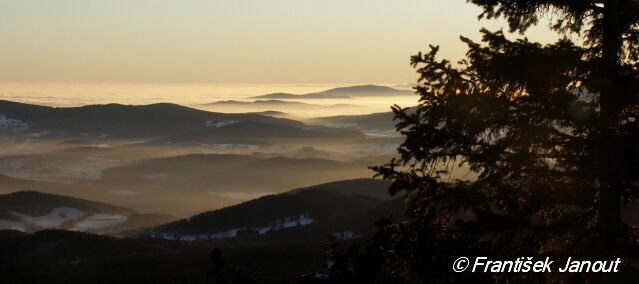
(0, 191, 179, 234)
(151, 179, 403, 244)
(0, 100, 304, 137)
(0, 191, 132, 216)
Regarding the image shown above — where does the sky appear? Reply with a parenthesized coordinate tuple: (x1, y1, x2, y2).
(0, 0, 559, 85)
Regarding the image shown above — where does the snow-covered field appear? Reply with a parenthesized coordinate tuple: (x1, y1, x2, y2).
(206, 120, 240, 128)
(0, 113, 29, 133)
(0, 207, 128, 232)
(13, 207, 84, 229)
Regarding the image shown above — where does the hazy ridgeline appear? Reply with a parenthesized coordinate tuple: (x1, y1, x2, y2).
(0, 84, 486, 283)
(0, 85, 418, 217)
(2, 0, 638, 281)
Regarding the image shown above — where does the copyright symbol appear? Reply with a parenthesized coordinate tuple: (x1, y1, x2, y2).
(453, 257, 470, 272)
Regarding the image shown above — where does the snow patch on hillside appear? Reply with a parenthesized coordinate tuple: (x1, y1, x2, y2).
(152, 214, 315, 241)
(74, 214, 127, 231)
(0, 220, 25, 231)
(212, 228, 243, 239)
(363, 129, 402, 138)
(257, 214, 314, 234)
(0, 113, 29, 133)
(206, 120, 240, 127)
(0, 207, 129, 232)
(13, 207, 84, 229)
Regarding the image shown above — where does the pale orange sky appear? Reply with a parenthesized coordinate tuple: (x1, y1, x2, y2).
(0, 0, 558, 84)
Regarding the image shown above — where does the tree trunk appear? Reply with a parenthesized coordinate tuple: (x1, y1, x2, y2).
(597, 0, 623, 259)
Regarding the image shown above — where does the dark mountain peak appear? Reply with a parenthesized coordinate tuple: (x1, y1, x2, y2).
(260, 92, 292, 97)
(0, 99, 51, 109)
(0, 190, 133, 216)
(291, 178, 392, 200)
(319, 85, 401, 94)
(250, 85, 402, 99)
(0, 99, 306, 137)
(251, 111, 288, 116)
(208, 100, 248, 105)
(253, 100, 306, 104)
(251, 93, 351, 99)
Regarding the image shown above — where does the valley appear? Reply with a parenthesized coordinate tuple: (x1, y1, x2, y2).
(0, 84, 413, 282)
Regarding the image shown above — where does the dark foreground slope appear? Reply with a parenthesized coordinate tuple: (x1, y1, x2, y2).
(0, 179, 403, 283)
(0, 229, 327, 284)
(151, 179, 403, 245)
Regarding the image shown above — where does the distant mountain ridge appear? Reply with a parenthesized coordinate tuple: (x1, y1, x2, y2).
(205, 99, 362, 110)
(251, 84, 412, 99)
(0, 100, 304, 137)
(207, 100, 309, 106)
(317, 85, 410, 95)
(252, 93, 352, 99)
(307, 107, 417, 130)
(309, 111, 396, 130)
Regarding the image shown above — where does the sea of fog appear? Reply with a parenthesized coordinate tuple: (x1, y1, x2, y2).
(0, 83, 419, 117)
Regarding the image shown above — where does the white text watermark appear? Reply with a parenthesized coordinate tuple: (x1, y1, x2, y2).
(453, 257, 621, 273)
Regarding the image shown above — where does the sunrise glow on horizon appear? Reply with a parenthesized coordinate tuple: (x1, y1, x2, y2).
(0, 0, 559, 85)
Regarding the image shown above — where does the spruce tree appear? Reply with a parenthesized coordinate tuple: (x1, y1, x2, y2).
(372, 0, 639, 282)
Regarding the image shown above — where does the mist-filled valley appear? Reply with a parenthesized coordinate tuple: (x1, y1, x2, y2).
(0, 84, 440, 224)
(0, 84, 433, 282)
(0, 85, 419, 218)
(4, 0, 639, 281)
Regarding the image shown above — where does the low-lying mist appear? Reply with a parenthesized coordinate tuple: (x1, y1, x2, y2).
(0, 84, 427, 217)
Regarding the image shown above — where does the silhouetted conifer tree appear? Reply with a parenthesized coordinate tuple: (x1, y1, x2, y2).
(371, 0, 639, 282)
(300, 234, 373, 284)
